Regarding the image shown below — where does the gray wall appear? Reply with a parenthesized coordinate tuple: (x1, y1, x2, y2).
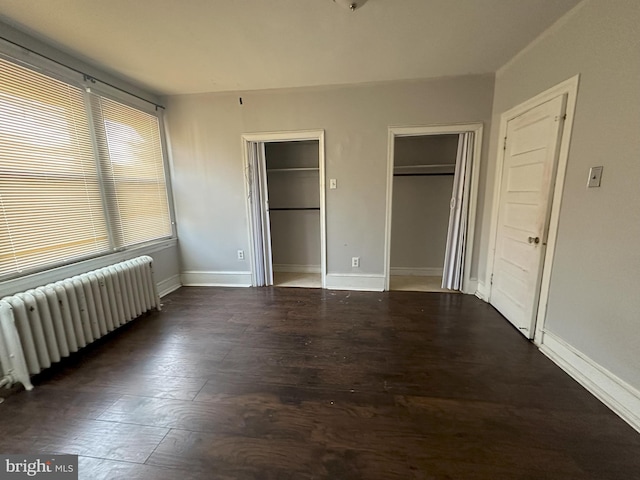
(391, 136, 458, 271)
(266, 141, 321, 268)
(480, 0, 640, 389)
(165, 75, 494, 277)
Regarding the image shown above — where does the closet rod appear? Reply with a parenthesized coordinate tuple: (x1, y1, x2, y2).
(393, 173, 455, 177)
(270, 207, 320, 211)
(267, 167, 319, 173)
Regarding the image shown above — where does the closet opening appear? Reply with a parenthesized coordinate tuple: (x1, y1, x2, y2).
(384, 124, 483, 294)
(243, 131, 326, 289)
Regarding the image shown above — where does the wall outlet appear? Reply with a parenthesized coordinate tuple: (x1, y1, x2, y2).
(351, 257, 360, 268)
(237, 250, 244, 260)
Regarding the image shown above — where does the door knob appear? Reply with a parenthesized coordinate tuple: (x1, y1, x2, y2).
(528, 236, 540, 244)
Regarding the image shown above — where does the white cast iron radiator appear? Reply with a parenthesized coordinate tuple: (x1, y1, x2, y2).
(0, 255, 160, 391)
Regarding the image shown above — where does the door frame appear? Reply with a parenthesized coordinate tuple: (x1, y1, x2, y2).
(384, 123, 484, 294)
(241, 129, 327, 288)
(485, 75, 579, 345)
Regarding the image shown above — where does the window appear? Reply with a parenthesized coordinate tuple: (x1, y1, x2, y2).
(93, 96, 172, 247)
(0, 55, 172, 279)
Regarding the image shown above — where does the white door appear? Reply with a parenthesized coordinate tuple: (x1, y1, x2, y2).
(258, 142, 274, 286)
(442, 132, 472, 291)
(490, 95, 566, 337)
(248, 142, 273, 286)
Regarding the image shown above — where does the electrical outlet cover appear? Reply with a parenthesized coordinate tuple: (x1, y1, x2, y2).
(587, 166, 603, 188)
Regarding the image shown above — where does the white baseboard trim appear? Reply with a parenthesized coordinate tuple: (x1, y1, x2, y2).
(181, 271, 252, 287)
(157, 274, 182, 297)
(462, 278, 478, 296)
(325, 273, 385, 292)
(273, 264, 321, 274)
(390, 267, 443, 277)
(540, 331, 640, 433)
(475, 280, 489, 301)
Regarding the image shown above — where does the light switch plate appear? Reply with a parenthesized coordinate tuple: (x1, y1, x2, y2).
(587, 166, 603, 188)
(329, 178, 337, 189)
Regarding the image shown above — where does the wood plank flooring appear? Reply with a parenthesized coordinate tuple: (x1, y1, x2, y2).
(1, 287, 638, 479)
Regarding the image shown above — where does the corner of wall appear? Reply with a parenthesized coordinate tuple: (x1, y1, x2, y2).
(158, 275, 182, 297)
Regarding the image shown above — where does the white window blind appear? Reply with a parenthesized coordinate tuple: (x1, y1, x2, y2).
(0, 54, 173, 279)
(92, 96, 172, 247)
(0, 57, 109, 277)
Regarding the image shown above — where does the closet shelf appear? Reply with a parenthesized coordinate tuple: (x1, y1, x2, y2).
(267, 167, 319, 173)
(270, 207, 320, 211)
(393, 164, 455, 176)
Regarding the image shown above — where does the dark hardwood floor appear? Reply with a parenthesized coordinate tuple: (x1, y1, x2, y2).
(1, 287, 639, 479)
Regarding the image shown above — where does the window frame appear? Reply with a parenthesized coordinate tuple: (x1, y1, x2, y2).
(0, 42, 177, 282)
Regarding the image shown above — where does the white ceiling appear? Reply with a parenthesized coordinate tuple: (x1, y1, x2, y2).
(0, 0, 581, 96)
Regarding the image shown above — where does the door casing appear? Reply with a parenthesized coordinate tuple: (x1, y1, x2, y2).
(384, 123, 484, 294)
(242, 130, 327, 289)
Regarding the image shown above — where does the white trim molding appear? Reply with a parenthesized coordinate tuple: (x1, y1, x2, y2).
(325, 273, 385, 292)
(484, 75, 579, 344)
(464, 278, 478, 297)
(157, 274, 182, 297)
(540, 331, 640, 434)
(389, 267, 443, 277)
(384, 123, 483, 295)
(180, 271, 252, 287)
(273, 264, 321, 274)
(0, 238, 178, 298)
(475, 280, 489, 302)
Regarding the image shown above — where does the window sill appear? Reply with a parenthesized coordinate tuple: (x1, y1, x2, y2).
(0, 237, 178, 298)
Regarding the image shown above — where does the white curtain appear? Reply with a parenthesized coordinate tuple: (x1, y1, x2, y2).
(247, 142, 272, 286)
(442, 132, 474, 290)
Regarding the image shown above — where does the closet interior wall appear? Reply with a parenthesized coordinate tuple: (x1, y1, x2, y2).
(265, 141, 321, 274)
(390, 135, 458, 279)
